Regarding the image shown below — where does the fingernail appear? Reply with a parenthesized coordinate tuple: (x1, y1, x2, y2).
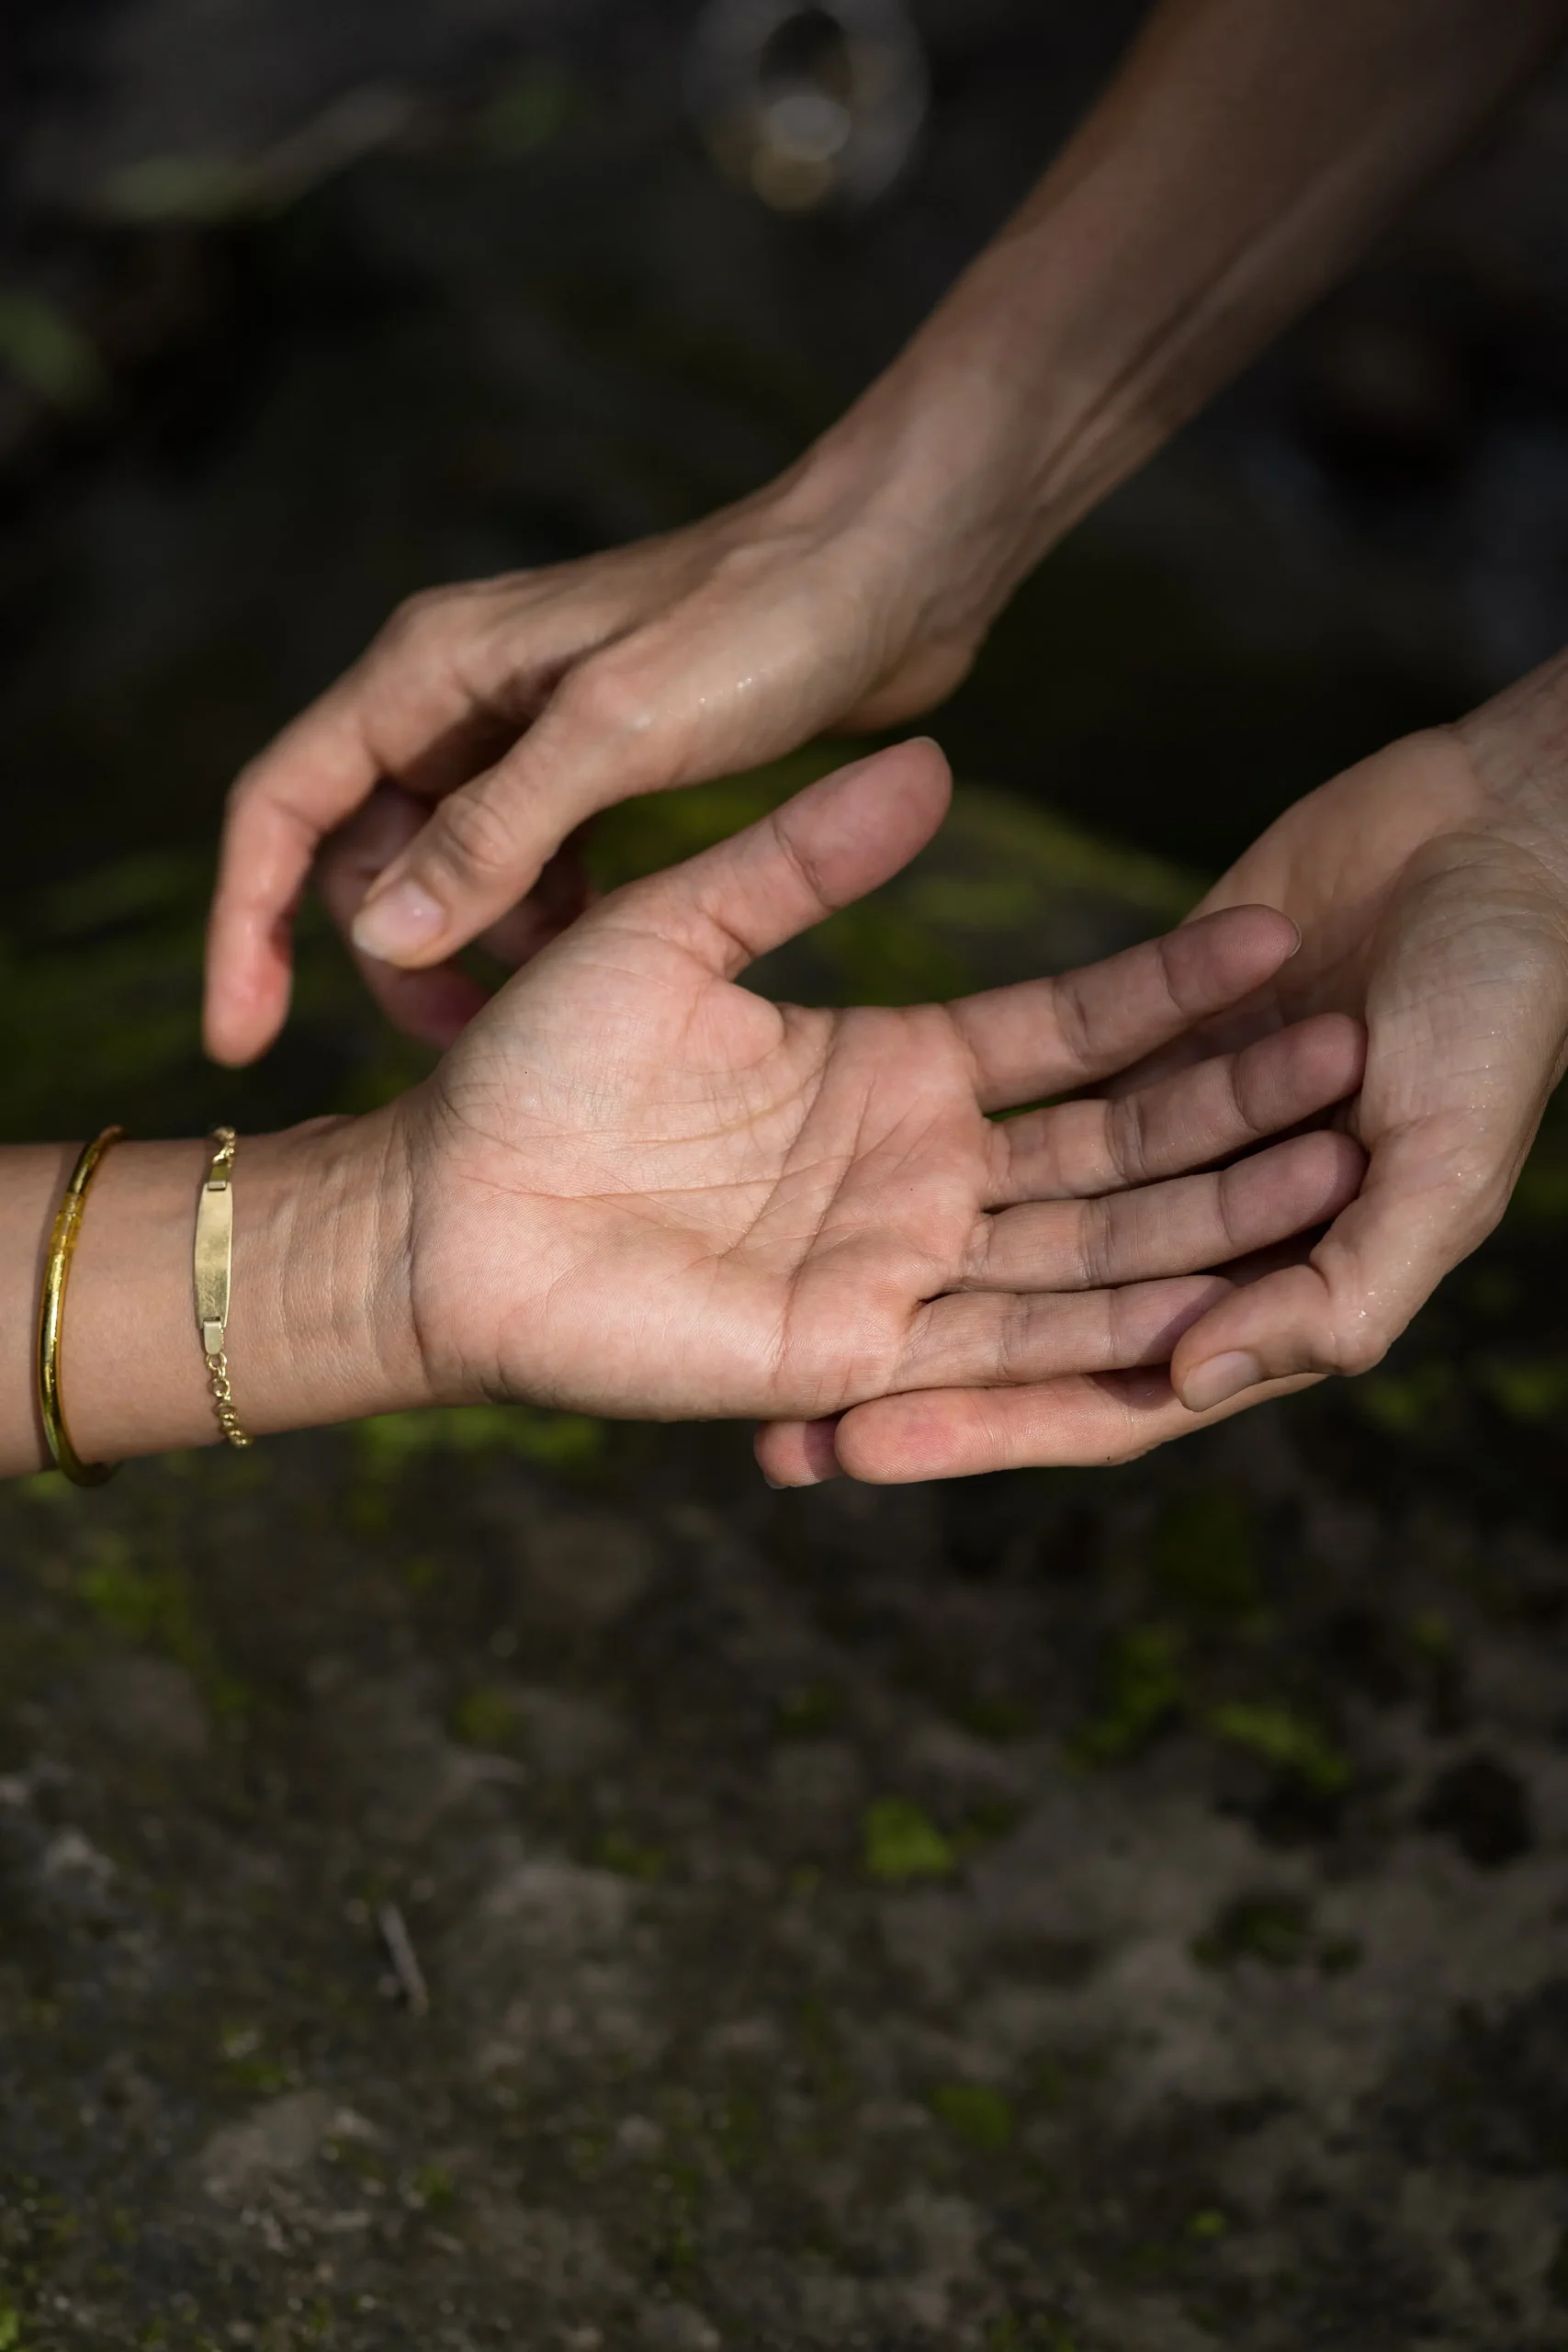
(352, 879, 445, 962)
(1181, 1351, 1264, 1412)
(762, 1474, 787, 1491)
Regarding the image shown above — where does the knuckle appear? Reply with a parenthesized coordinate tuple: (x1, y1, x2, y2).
(1336, 1324, 1394, 1379)
(995, 1297, 1036, 1384)
(224, 757, 265, 820)
(1077, 1195, 1114, 1287)
(430, 786, 522, 883)
(1226, 1042, 1269, 1136)
(1052, 971, 1096, 1075)
(1454, 1162, 1512, 1249)
(559, 659, 661, 756)
(382, 585, 447, 649)
(1106, 1090, 1148, 1180)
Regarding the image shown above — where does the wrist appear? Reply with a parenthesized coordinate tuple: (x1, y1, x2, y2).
(34, 1111, 428, 1472)
(787, 333, 1048, 639)
(1457, 649, 1568, 835)
(224, 1108, 432, 1437)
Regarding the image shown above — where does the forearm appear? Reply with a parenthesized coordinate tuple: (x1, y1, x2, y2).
(805, 0, 1568, 619)
(0, 1113, 429, 1477)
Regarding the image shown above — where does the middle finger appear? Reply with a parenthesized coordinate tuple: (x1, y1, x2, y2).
(964, 1129, 1364, 1292)
(989, 1012, 1364, 1207)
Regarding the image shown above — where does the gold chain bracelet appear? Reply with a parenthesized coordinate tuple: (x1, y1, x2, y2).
(195, 1126, 253, 1449)
(38, 1126, 126, 1486)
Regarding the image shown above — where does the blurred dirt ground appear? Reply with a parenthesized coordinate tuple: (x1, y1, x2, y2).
(4, 1370, 1568, 2350)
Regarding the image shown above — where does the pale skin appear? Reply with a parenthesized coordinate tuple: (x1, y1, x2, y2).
(0, 746, 1368, 1477)
(202, 0, 1568, 1481)
(763, 673, 1568, 1479)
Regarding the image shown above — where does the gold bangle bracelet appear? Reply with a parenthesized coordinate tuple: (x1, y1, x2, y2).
(38, 1125, 126, 1487)
(195, 1126, 252, 1449)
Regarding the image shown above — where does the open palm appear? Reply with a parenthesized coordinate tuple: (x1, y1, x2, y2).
(795, 669, 1568, 1481)
(389, 743, 1365, 1432)
(1161, 679, 1568, 1407)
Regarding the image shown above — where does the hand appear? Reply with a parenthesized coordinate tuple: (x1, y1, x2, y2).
(385, 741, 1366, 1431)
(203, 398, 1034, 1068)
(786, 657, 1568, 1480)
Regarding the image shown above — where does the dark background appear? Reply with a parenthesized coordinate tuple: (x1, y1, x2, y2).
(3, 8, 1568, 2346)
(7, 0, 1568, 1129)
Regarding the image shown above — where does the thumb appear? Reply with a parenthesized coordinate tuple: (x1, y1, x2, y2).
(610, 738, 952, 977)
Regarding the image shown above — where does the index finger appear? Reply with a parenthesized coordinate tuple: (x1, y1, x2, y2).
(204, 688, 387, 1066)
(203, 599, 538, 1066)
(949, 907, 1299, 1113)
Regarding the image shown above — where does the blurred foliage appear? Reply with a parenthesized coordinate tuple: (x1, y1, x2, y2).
(0, 289, 106, 409)
(472, 66, 581, 162)
(103, 153, 255, 223)
(0, 746, 1200, 1148)
(1475, 1354, 1568, 1425)
(1205, 1702, 1350, 1795)
(1070, 1623, 1186, 1766)
(930, 2081, 1014, 2154)
(862, 1795, 957, 1882)
(1150, 1487, 1258, 1621)
(1190, 1895, 1358, 1975)
(450, 1683, 520, 1750)
(355, 1404, 605, 1475)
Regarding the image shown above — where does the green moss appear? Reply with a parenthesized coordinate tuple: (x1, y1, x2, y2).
(1354, 1363, 1454, 1434)
(1151, 1488, 1258, 1619)
(955, 1798, 1023, 1853)
(103, 153, 254, 223)
(986, 2324, 1078, 2352)
(1192, 1895, 1314, 1970)
(1206, 1701, 1350, 1793)
(1409, 1611, 1453, 1658)
(953, 1695, 1033, 1740)
(0, 290, 106, 410)
(1191, 1894, 1359, 1976)
(406, 2163, 455, 2213)
(862, 1796, 956, 1883)
(930, 2081, 1014, 2153)
(1546, 2226, 1568, 2308)
(355, 1405, 604, 1474)
(1187, 2207, 1227, 2240)
(1477, 1354, 1568, 1424)
(76, 1533, 247, 1718)
(451, 1685, 518, 1750)
(1070, 1625, 1185, 1765)
(473, 67, 579, 160)
(776, 1683, 839, 1735)
(592, 1828, 668, 1883)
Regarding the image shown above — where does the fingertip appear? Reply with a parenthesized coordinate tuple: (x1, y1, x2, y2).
(1309, 1123, 1370, 1209)
(1291, 1008, 1367, 1095)
(754, 1415, 843, 1487)
(1168, 1261, 1339, 1405)
(1191, 902, 1300, 984)
(832, 1393, 951, 1485)
(201, 961, 288, 1069)
(351, 875, 448, 967)
(1177, 1351, 1264, 1412)
(799, 735, 953, 852)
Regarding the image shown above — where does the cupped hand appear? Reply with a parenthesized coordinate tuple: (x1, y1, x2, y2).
(789, 656, 1568, 1481)
(204, 420, 1021, 1069)
(389, 741, 1366, 1430)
